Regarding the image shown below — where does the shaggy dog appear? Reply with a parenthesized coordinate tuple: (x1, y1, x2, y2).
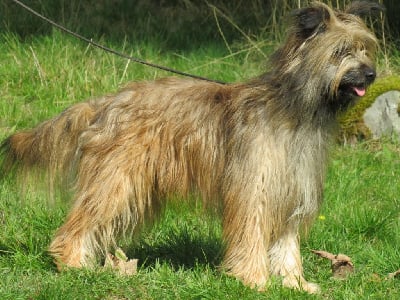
(1, 1, 383, 293)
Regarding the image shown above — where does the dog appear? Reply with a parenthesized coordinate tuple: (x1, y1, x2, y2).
(0, 1, 383, 293)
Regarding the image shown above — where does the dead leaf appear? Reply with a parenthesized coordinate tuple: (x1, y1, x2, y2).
(388, 269, 400, 279)
(311, 249, 354, 279)
(104, 247, 138, 276)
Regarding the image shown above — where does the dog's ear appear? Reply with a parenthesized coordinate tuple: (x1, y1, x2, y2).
(291, 5, 330, 39)
(345, 1, 385, 17)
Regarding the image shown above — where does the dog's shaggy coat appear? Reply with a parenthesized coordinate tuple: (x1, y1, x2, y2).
(0, 1, 383, 293)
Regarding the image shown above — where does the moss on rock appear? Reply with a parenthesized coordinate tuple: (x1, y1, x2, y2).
(339, 75, 400, 142)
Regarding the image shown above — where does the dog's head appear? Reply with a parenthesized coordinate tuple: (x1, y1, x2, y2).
(272, 1, 384, 112)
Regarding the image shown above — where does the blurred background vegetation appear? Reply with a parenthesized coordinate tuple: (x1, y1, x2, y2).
(0, 0, 397, 50)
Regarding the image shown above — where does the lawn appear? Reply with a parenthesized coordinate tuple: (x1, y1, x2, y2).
(1, 30, 400, 299)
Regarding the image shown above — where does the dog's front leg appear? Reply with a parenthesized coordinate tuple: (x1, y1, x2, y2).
(268, 222, 320, 294)
(220, 188, 271, 290)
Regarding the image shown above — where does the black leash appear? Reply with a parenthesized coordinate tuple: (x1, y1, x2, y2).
(11, 0, 226, 85)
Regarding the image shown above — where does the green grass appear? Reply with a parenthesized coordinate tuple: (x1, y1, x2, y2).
(0, 31, 268, 132)
(1, 32, 400, 299)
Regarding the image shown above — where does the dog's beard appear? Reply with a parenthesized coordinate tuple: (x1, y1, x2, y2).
(340, 64, 376, 94)
(333, 65, 376, 112)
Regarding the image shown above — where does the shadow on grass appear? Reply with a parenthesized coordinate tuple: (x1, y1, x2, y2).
(127, 227, 223, 270)
(121, 196, 225, 270)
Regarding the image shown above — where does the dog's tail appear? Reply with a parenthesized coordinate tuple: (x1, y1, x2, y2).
(0, 101, 97, 188)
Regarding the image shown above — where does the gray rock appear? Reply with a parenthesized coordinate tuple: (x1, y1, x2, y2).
(363, 90, 400, 138)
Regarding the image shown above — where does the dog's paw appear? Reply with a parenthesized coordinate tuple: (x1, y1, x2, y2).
(302, 282, 320, 294)
(282, 277, 320, 294)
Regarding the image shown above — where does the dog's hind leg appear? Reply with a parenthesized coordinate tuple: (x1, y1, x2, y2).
(49, 146, 143, 270)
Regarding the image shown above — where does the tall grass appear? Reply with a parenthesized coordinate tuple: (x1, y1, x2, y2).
(1, 0, 395, 75)
(1, 1, 391, 45)
(0, 31, 269, 133)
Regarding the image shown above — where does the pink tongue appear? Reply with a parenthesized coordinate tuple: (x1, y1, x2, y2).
(353, 87, 366, 97)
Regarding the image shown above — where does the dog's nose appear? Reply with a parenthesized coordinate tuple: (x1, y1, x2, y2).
(365, 67, 376, 84)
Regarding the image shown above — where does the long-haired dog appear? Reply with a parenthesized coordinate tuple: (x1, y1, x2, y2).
(1, 1, 383, 293)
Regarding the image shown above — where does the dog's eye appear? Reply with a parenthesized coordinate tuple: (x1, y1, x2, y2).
(333, 47, 350, 58)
